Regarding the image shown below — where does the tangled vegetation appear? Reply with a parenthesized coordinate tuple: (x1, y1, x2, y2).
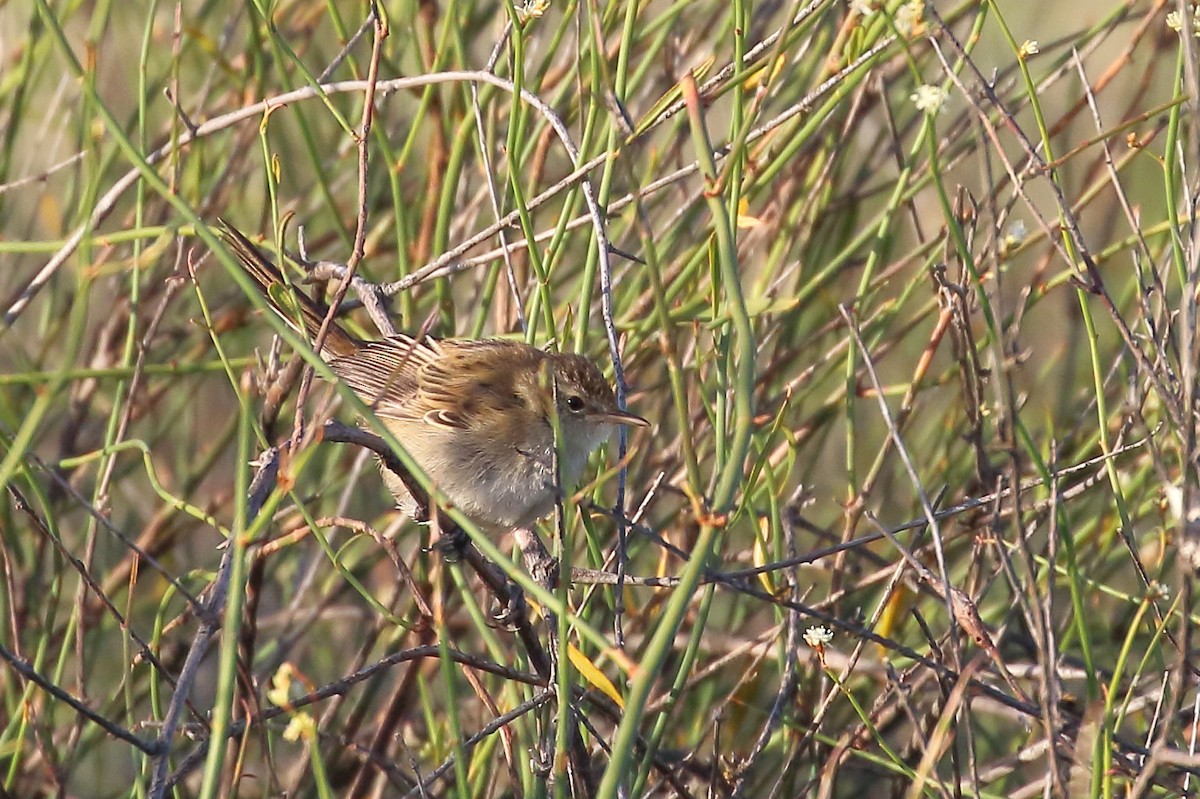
(1, 0, 1198, 796)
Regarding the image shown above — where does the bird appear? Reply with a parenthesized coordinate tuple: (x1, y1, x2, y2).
(216, 219, 648, 532)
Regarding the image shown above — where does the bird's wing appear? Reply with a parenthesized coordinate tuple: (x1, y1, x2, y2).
(331, 336, 544, 429)
(404, 340, 545, 431)
(328, 334, 439, 415)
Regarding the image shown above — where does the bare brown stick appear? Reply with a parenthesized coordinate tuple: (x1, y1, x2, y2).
(147, 447, 280, 799)
(0, 639, 157, 754)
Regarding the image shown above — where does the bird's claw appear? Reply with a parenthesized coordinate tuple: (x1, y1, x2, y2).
(489, 580, 529, 632)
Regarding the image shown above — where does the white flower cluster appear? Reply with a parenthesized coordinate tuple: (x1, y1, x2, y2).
(910, 84, 948, 115)
(1167, 4, 1200, 36)
(893, 0, 923, 35)
(850, 0, 922, 35)
(803, 625, 834, 648)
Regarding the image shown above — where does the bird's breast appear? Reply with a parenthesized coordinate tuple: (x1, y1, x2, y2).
(377, 420, 560, 530)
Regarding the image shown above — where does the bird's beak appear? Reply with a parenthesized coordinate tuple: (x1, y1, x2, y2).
(589, 408, 650, 428)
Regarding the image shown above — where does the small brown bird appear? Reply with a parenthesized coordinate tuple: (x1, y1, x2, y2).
(217, 220, 648, 532)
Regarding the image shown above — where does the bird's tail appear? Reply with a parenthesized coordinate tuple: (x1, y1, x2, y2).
(216, 219, 360, 358)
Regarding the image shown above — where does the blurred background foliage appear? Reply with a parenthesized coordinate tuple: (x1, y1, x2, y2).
(1, 0, 1197, 796)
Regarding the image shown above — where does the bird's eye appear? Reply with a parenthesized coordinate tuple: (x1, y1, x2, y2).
(565, 395, 585, 412)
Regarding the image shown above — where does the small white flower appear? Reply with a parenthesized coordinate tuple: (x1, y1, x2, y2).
(804, 625, 834, 648)
(1164, 484, 1183, 521)
(1004, 219, 1027, 249)
(1019, 40, 1039, 57)
(894, 0, 924, 36)
(516, 0, 549, 23)
(910, 84, 948, 115)
(1149, 581, 1170, 601)
(850, 0, 875, 17)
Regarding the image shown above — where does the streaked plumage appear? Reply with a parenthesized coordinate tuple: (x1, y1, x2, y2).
(218, 219, 647, 531)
